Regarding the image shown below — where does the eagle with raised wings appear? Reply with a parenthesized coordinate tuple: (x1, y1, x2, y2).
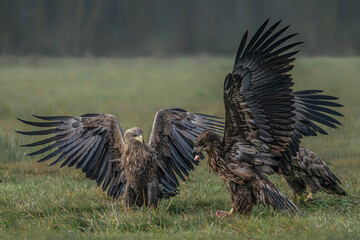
(17, 108, 223, 208)
(193, 19, 344, 216)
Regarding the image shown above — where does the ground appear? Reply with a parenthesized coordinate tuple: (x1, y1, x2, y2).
(0, 56, 359, 239)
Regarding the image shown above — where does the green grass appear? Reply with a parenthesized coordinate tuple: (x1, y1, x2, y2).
(0, 56, 359, 239)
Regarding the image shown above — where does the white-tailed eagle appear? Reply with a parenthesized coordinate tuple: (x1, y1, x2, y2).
(193, 19, 343, 216)
(17, 108, 223, 208)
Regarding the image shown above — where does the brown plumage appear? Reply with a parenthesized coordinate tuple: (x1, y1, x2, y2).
(284, 147, 345, 202)
(194, 130, 299, 216)
(16, 108, 223, 208)
(194, 19, 343, 216)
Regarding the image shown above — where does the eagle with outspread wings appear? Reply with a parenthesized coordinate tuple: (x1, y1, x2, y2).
(17, 108, 223, 208)
(193, 19, 344, 216)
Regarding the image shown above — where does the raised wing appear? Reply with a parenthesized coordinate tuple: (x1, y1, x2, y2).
(223, 19, 302, 174)
(148, 108, 224, 196)
(16, 114, 127, 198)
(293, 90, 343, 136)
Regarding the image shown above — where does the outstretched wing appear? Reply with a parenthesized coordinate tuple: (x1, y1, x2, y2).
(148, 108, 224, 196)
(293, 90, 343, 136)
(16, 114, 127, 198)
(223, 19, 302, 174)
(280, 90, 343, 164)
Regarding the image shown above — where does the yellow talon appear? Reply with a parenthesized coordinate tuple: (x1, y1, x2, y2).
(296, 194, 302, 201)
(228, 208, 234, 215)
(304, 192, 313, 202)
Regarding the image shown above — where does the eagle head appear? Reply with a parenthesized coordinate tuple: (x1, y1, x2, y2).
(193, 129, 220, 161)
(124, 127, 144, 144)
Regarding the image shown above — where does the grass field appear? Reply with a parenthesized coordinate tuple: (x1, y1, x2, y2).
(0, 56, 359, 239)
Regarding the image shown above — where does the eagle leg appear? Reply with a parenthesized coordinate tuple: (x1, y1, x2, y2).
(124, 185, 137, 207)
(147, 180, 160, 209)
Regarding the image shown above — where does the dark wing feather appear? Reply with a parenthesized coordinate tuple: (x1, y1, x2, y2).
(224, 20, 301, 173)
(16, 114, 127, 198)
(276, 90, 344, 165)
(292, 90, 343, 136)
(148, 108, 224, 196)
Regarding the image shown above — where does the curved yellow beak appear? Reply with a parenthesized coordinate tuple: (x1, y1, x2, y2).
(133, 135, 143, 143)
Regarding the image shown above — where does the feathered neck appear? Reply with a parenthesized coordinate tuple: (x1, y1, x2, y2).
(206, 139, 224, 173)
(123, 140, 152, 165)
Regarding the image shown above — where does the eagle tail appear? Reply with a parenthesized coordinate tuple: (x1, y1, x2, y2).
(260, 182, 302, 215)
(334, 184, 347, 196)
(322, 181, 347, 196)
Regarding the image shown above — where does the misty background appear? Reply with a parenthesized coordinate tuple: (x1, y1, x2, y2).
(1, 0, 359, 57)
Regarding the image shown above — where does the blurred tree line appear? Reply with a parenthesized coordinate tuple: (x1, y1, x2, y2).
(1, 0, 359, 57)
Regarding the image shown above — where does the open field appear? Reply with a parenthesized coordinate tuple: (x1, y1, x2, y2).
(0, 57, 359, 239)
